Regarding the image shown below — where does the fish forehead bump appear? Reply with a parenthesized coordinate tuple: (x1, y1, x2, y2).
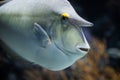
(52, 0, 93, 27)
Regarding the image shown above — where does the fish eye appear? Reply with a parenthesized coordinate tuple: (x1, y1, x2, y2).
(61, 13, 69, 23)
(61, 13, 69, 20)
(60, 13, 69, 31)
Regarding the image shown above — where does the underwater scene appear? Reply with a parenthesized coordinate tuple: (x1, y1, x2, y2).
(0, 0, 120, 80)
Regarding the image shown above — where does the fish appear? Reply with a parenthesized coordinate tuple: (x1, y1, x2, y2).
(0, 0, 93, 71)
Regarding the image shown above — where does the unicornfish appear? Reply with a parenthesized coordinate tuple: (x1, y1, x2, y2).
(0, 0, 93, 71)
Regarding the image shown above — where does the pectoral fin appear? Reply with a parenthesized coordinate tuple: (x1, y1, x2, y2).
(34, 23, 51, 48)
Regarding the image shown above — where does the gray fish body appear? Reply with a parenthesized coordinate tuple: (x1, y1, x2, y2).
(0, 0, 93, 71)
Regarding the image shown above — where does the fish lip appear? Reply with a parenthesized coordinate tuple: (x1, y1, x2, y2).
(76, 48, 89, 54)
(76, 45, 89, 53)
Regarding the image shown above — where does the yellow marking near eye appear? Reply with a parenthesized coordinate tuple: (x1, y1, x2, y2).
(61, 13, 69, 18)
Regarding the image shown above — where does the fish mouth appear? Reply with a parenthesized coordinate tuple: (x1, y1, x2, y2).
(79, 48, 89, 52)
(76, 44, 90, 53)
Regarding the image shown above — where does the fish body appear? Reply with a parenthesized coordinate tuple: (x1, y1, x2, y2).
(0, 0, 93, 71)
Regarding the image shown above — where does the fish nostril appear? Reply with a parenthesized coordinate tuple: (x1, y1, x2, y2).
(79, 48, 89, 52)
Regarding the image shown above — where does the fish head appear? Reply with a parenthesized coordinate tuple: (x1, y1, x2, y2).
(47, 0, 93, 60)
(37, 0, 93, 55)
(34, 0, 93, 70)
